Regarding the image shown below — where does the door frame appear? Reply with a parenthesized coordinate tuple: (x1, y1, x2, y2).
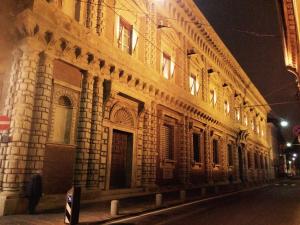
(106, 124, 137, 191)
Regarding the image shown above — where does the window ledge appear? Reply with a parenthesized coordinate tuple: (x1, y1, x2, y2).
(164, 159, 176, 164)
(46, 142, 77, 148)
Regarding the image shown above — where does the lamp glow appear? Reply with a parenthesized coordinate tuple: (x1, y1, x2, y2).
(287, 142, 292, 147)
(280, 120, 289, 127)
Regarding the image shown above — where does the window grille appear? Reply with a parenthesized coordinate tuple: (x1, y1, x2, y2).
(162, 124, 174, 160)
(228, 144, 233, 166)
(213, 139, 219, 164)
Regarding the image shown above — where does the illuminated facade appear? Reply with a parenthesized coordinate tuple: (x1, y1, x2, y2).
(278, 0, 300, 89)
(0, 0, 272, 214)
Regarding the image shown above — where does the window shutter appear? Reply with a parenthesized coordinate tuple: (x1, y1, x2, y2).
(115, 15, 120, 42)
(170, 60, 175, 77)
(196, 78, 200, 93)
(131, 27, 138, 53)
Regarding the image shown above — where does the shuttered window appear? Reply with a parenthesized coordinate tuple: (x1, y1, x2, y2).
(193, 133, 201, 162)
(162, 124, 174, 160)
(254, 153, 258, 169)
(213, 139, 219, 164)
(227, 144, 233, 166)
(247, 152, 252, 168)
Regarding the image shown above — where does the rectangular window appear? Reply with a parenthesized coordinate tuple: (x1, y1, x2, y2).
(247, 152, 252, 168)
(162, 124, 174, 160)
(254, 153, 258, 169)
(260, 155, 264, 169)
(227, 144, 233, 166)
(210, 89, 217, 107)
(118, 18, 132, 54)
(193, 133, 201, 162)
(189, 74, 199, 96)
(162, 53, 171, 79)
(213, 139, 219, 164)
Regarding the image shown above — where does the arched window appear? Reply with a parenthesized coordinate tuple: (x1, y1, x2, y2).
(53, 96, 73, 144)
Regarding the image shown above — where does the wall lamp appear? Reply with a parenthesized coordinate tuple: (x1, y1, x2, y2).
(187, 49, 197, 56)
(208, 68, 214, 74)
(222, 83, 228, 88)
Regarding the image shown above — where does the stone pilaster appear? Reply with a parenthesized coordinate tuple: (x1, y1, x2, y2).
(177, 116, 190, 185)
(1, 47, 40, 193)
(27, 52, 54, 178)
(0, 45, 40, 216)
(204, 126, 213, 183)
(0, 49, 22, 192)
(74, 72, 94, 187)
(95, 0, 104, 35)
(86, 77, 103, 188)
(142, 102, 157, 188)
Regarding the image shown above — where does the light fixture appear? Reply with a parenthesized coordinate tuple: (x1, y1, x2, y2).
(292, 157, 296, 161)
(187, 48, 197, 56)
(208, 68, 214, 74)
(157, 24, 169, 29)
(293, 153, 297, 157)
(287, 142, 292, 147)
(280, 120, 289, 127)
(222, 83, 228, 87)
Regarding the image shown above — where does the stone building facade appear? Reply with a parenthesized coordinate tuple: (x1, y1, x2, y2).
(0, 0, 272, 215)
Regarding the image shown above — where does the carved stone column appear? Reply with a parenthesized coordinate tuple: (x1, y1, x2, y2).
(74, 72, 94, 187)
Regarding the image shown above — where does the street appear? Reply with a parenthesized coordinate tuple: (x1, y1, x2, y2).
(107, 180, 300, 225)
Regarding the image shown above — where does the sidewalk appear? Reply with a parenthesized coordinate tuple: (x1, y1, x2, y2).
(0, 183, 270, 225)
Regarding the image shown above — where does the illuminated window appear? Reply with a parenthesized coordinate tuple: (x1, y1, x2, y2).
(235, 109, 240, 121)
(53, 96, 73, 144)
(117, 18, 132, 54)
(224, 100, 230, 115)
(162, 53, 175, 79)
(244, 114, 248, 126)
(213, 139, 219, 164)
(210, 89, 217, 107)
(189, 74, 199, 96)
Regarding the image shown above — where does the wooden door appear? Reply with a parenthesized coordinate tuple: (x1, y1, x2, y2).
(110, 130, 132, 189)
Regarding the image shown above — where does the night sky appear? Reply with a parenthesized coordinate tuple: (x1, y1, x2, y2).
(196, 0, 300, 142)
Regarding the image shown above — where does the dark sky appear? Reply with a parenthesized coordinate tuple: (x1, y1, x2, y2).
(195, 0, 300, 142)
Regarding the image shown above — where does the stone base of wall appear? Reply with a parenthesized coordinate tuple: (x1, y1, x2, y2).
(0, 193, 28, 216)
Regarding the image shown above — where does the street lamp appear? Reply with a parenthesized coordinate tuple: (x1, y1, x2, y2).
(287, 142, 292, 147)
(280, 120, 289, 127)
(293, 153, 298, 157)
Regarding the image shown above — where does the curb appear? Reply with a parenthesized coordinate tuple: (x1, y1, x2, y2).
(95, 184, 270, 225)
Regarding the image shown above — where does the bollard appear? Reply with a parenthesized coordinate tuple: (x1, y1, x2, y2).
(201, 187, 206, 196)
(155, 193, 162, 207)
(111, 200, 119, 216)
(180, 190, 186, 202)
